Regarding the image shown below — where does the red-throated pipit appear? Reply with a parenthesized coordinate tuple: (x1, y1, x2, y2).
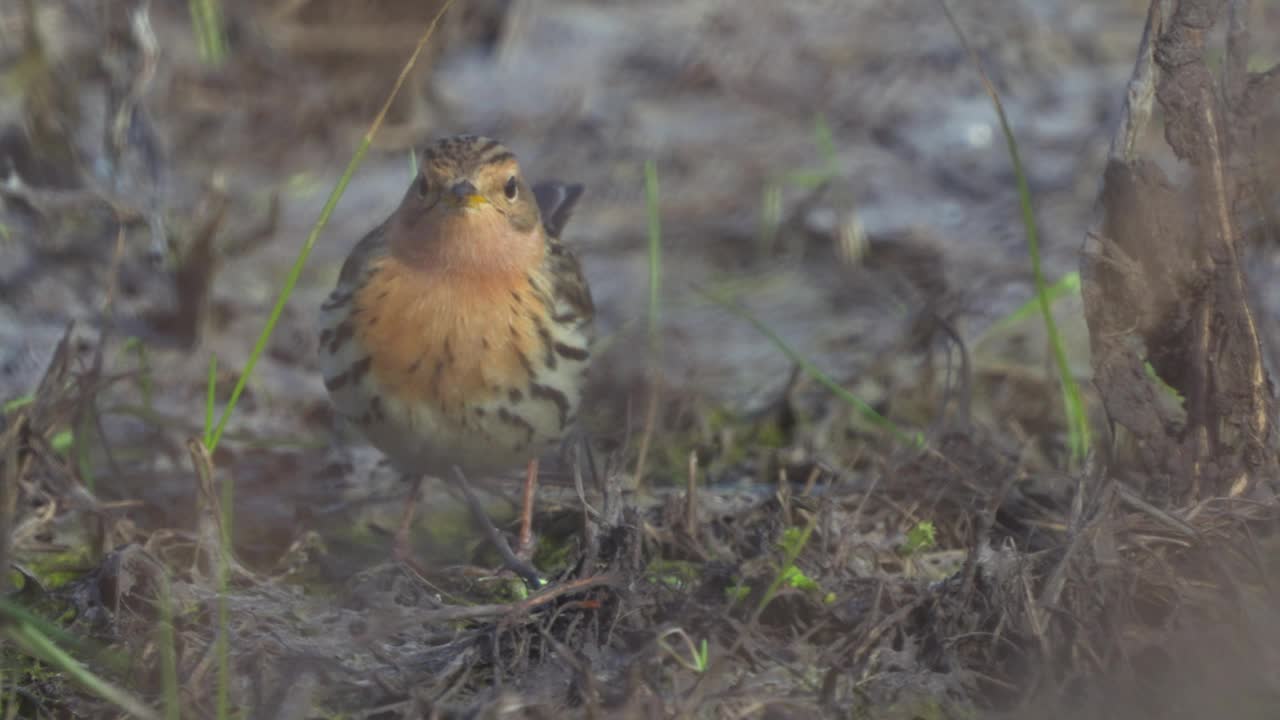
(318, 135, 594, 584)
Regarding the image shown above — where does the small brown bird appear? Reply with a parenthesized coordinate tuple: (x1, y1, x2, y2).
(318, 135, 594, 583)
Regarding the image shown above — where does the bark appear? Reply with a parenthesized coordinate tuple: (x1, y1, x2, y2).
(1080, 0, 1278, 502)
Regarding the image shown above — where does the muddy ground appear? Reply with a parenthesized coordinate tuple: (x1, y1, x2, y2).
(3, 0, 1280, 718)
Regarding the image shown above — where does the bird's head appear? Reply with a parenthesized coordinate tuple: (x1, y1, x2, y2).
(391, 135, 543, 274)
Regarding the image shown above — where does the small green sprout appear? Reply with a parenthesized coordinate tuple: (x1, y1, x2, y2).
(2, 395, 33, 414)
(1144, 360, 1184, 402)
(725, 583, 751, 603)
(50, 430, 74, 454)
(644, 559, 700, 591)
(189, 0, 228, 66)
(901, 521, 937, 556)
(285, 173, 322, 198)
(657, 628, 710, 673)
(755, 516, 821, 618)
(203, 354, 218, 446)
(779, 565, 819, 592)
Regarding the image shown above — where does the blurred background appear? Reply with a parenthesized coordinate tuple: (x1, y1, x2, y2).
(0, 0, 1165, 475)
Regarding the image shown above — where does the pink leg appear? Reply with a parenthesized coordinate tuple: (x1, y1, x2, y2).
(517, 457, 539, 558)
(392, 477, 431, 579)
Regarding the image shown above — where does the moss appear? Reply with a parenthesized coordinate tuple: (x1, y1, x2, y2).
(531, 531, 575, 573)
(421, 502, 484, 552)
(752, 418, 788, 450)
(470, 575, 531, 603)
(18, 546, 95, 592)
(643, 559, 701, 592)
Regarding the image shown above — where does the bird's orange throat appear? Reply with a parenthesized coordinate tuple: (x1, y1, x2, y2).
(389, 207, 545, 278)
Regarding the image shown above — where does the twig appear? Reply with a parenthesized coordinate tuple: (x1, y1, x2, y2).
(631, 375, 661, 494)
(449, 466, 541, 587)
(573, 440, 606, 580)
(1113, 482, 1199, 538)
(928, 309, 973, 430)
(186, 439, 257, 584)
(1037, 481, 1114, 613)
(358, 573, 620, 640)
(845, 595, 930, 667)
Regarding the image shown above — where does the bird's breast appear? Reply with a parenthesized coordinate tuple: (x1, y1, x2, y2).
(320, 257, 589, 472)
(354, 260, 542, 411)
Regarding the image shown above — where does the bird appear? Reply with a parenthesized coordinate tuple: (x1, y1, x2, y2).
(317, 134, 594, 584)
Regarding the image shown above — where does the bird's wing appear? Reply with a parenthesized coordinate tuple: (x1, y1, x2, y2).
(323, 221, 390, 310)
(532, 181, 585, 239)
(533, 182, 594, 341)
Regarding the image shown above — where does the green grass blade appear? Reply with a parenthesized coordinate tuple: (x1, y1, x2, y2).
(982, 271, 1081, 337)
(206, 0, 458, 452)
(699, 289, 923, 449)
(1, 395, 33, 414)
(644, 160, 663, 352)
(203, 446, 233, 720)
(758, 183, 782, 250)
(632, 160, 666, 491)
(0, 598, 94, 656)
(122, 338, 154, 409)
(205, 152, 363, 452)
(938, 1, 1091, 464)
(157, 574, 181, 720)
(2, 621, 160, 720)
(188, 0, 227, 66)
(203, 354, 217, 447)
(813, 114, 837, 173)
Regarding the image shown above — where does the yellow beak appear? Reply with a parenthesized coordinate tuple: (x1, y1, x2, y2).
(447, 180, 488, 209)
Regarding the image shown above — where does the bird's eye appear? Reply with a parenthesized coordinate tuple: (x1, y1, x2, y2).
(416, 175, 430, 197)
(504, 176, 519, 200)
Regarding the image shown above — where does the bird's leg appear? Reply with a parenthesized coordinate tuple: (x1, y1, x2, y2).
(450, 466, 542, 588)
(517, 457, 539, 559)
(392, 475, 432, 579)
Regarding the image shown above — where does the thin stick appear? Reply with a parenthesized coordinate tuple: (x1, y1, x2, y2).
(450, 467, 542, 587)
(631, 377, 661, 494)
(358, 573, 619, 640)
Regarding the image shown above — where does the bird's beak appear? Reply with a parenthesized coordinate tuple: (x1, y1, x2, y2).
(448, 180, 488, 209)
